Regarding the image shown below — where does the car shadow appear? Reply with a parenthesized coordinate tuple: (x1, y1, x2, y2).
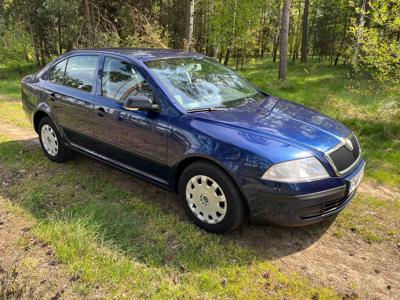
(0, 138, 333, 269)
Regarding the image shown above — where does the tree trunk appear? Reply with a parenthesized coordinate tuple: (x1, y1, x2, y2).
(241, 49, 245, 71)
(183, 0, 195, 51)
(224, 0, 237, 66)
(0, 0, 4, 23)
(310, 0, 318, 60)
(330, 13, 339, 66)
(223, 48, 231, 66)
(351, 0, 366, 79)
(292, 0, 302, 63)
(28, 15, 40, 67)
(300, 0, 310, 63)
(58, 13, 62, 55)
(272, 0, 281, 63)
(259, 2, 267, 57)
(279, 0, 292, 80)
(219, 50, 224, 63)
(273, 34, 279, 62)
(235, 48, 239, 70)
(84, 0, 94, 47)
(334, 11, 348, 66)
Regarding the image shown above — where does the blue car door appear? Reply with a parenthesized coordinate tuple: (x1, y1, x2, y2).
(44, 55, 99, 147)
(92, 55, 169, 180)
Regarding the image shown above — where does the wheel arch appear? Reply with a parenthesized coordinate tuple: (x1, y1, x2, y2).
(33, 110, 51, 133)
(173, 155, 251, 217)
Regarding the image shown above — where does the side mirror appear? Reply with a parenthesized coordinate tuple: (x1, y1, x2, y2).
(123, 96, 160, 111)
(23, 74, 39, 83)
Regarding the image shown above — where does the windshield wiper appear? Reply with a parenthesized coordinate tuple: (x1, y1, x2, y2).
(187, 106, 228, 113)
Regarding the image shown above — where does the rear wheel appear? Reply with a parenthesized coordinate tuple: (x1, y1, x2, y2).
(38, 117, 72, 162)
(178, 161, 244, 233)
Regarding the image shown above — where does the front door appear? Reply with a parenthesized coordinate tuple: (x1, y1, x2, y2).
(45, 55, 99, 145)
(93, 56, 169, 177)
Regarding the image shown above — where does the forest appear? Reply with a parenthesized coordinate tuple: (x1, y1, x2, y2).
(0, 0, 399, 82)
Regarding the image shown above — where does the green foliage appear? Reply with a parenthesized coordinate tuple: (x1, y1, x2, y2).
(0, 22, 32, 69)
(0, 0, 398, 83)
(349, 0, 400, 82)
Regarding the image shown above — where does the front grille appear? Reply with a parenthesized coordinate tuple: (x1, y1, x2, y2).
(327, 134, 360, 174)
(300, 196, 348, 219)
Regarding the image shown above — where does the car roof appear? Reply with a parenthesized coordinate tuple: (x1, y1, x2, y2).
(68, 48, 204, 62)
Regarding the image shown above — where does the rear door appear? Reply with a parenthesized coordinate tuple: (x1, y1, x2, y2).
(44, 55, 99, 146)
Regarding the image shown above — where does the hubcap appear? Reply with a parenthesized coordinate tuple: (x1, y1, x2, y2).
(185, 175, 227, 224)
(40, 124, 58, 156)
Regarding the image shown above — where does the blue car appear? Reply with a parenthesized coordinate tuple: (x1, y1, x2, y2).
(21, 48, 365, 233)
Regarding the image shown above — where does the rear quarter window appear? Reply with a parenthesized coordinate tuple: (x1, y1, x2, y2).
(49, 59, 67, 84)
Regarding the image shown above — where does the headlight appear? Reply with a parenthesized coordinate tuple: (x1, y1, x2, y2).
(262, 157, 329, 183)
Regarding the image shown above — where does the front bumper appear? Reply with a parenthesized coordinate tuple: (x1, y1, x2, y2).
(242, 159, 365, 226)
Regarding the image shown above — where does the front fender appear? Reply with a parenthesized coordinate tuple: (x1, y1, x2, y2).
(168, 116, 311, 180)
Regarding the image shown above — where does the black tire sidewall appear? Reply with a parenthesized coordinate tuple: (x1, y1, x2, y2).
(38, 117, 68, 162)
(178, 161, 244, 233)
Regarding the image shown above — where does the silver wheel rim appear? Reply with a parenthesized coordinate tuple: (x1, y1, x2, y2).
(185, 175, 227, 224)
(40, 124, 59, 157)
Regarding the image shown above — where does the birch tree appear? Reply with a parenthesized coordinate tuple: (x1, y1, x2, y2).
(184, 0, 195, 50)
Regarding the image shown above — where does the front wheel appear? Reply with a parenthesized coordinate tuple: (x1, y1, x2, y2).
(178, 161, 244, 233)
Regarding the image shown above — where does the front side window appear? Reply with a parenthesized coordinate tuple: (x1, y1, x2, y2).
(102, 57, 153, 103)
(49, 59, 67, 84)
(145, 57, 263, 110)
(64, 55, 98, 92)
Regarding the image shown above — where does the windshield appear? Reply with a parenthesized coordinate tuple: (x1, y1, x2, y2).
(145, 57, 263, 110)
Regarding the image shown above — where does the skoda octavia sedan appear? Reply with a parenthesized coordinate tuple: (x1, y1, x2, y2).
(21, 48, 365, 233)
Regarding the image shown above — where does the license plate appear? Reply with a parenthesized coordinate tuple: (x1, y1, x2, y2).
(349, 167, 364, 194)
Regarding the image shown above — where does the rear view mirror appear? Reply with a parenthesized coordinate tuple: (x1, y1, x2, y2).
(123, 96, 160, 111)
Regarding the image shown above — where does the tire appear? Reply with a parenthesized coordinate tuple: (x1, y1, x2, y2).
(38, 117, 72, 163)
(178, 161, 244, 233)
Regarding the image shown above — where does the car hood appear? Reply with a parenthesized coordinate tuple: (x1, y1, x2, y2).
(191, 96, 351, 153)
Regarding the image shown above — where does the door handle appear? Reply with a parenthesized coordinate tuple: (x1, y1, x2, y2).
(49, 93, 57, 102)
(97, 107, 106, 117)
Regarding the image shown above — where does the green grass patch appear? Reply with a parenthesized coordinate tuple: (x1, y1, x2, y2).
(0, 100, 31, 128)
(334, 194, 400, 243)
(0, 136, 339, 299)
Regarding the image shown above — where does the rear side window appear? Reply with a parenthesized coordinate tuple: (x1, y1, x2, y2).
(102, 57, 153, 103)
(64, 56, 98, 92)
(49, 59, 67, 84)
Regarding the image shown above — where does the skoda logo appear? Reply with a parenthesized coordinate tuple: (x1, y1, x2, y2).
(344, 138, 353, 151)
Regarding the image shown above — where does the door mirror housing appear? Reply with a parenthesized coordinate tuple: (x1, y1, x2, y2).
(23, 74, 39, 83)
(123, 96, 160, 111)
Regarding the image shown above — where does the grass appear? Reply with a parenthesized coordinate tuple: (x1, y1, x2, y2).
(334, 194, 399, 243)
(0, 134, 339, 299)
